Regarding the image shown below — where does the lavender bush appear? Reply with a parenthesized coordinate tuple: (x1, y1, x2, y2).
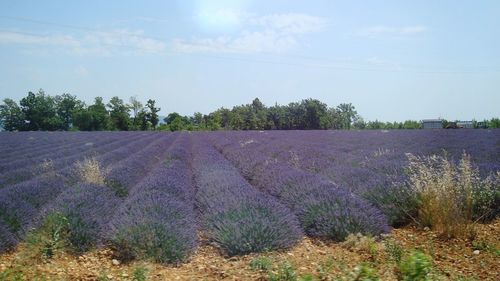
(104, 133, 176, 196)
(107, 134, 197, 263)
(41, 183, 122, 254)
(0, 222, 17, 252)
(108, 190, 196, 263)
(192, 135, 302, 255)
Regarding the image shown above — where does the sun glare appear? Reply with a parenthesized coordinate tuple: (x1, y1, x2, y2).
(194, 0, 251, 33)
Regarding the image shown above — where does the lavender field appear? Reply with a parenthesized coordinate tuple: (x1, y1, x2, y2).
(0, 130, 499, 263)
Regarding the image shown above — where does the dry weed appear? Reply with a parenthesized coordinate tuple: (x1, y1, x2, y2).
(74, 156, 107, 185)
(406, 152, 486, 238)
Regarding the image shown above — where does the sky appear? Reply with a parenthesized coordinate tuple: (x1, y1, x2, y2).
(0, 0, 499, 121)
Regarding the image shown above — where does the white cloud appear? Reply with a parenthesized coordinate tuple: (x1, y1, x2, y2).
(173, 31, 298, 54)
(0, 29, 166, 56)
(358, 25, 427, 38)
(0, 31, 79, 47)
(173, 12, 328, 54)
(249, 13, 327, 34)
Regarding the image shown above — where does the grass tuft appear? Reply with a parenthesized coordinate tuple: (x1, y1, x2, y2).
(75, 156, 106, 185)
(406, 152, 498, 238)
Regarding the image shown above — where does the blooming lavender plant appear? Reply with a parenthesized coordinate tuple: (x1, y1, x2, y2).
(208, 132, 390, 240)
(41, 183, 122, 254)
(108, 190, 197, 263)
(192, 135, 302, 255)
(107, 134, 197, 263)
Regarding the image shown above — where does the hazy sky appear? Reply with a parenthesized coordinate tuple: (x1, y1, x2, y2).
(0, 0, 499, 121)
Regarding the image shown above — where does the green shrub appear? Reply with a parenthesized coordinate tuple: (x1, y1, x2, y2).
(298, 274, 315, 281)
(132, 266, 148, 281)
(250, 256, 273, 271)
(362, 183, 419, 227)
(111, 223, 190, 264)
(25, 212, 69, 260)
(64, 210, 99, 254)
(269, 261, 297, 281)
(385, 239, 404, 263)
(0, 268, 25, 281)
(349, 263, 379, 281)
(399, 250, 433, 281)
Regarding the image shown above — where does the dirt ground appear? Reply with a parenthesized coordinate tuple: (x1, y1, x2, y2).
(1, 220, 499, 281)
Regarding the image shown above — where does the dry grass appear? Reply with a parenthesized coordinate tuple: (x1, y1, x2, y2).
(74, 156, 107, 185)
(406, 152, 488, 238)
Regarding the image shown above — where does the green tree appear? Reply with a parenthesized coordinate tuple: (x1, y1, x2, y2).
(164, 112, 190, 131)
(72, 108, 93, 131)
(266, 104, 285, 129)
(336, 103, 358, 129)
(108, 96, 130, 130)
(302, 98, 329, 129)
(146, 99, 160, 130)
(403, 120, 421, 129)
(366, 120, 385, 129)
(192, 112, 205, 129)
(88, 97, 110, 130)
(284, 102, 306, 129)
(129, 96, 143, 130)
(0, 98, 25, 131)
(20, 89, 63, 131)
(137, 109, 150, 130)
(229, 108, 245, 130)
(488, 118, 500, 128)
(55, 93, 84, 130)
(352, 116, 366, 129)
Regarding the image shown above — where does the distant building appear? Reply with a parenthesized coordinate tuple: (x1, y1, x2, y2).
(457, 121, 473, 129)
(422, 119, 443, 129)
(476, 121, 487, 129)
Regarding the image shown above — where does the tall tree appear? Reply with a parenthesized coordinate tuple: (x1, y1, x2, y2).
(137, 108, 149, 130)
(0, 98, 25, 131)
(55, 93, 84, 130)
(192, 112, 205, 129)
(146, 99, 160, 130)
(89, 97, 110, 130)
(336, 103, 358, 130)
(302, 98, 328, 129)
(20, 89, 62, 131)
(129, 96, 143, 130)
(108, 96, 130, 131)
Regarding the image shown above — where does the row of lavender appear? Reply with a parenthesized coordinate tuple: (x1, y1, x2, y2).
(0, 132, 151, 187)
(192, 135, 302, 255)
(205, 133, 390, 241)
(0, 132, 100, 160)
(107, 134, 197, 263)
(207, 130, 500, 226)
(0, 132, 177, 253)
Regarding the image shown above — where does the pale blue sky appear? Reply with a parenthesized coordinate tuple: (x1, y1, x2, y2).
(0, 0, 499, 121)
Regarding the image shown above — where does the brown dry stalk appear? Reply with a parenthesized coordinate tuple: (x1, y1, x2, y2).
(74, 156, 106, 185)
(406, 152, 479, 238)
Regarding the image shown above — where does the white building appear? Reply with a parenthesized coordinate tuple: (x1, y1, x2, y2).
(422, 119, 443, 129)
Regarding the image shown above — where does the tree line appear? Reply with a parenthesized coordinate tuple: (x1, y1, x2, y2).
(0, 90, 160, 131)
(1, 89, 499, 131)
